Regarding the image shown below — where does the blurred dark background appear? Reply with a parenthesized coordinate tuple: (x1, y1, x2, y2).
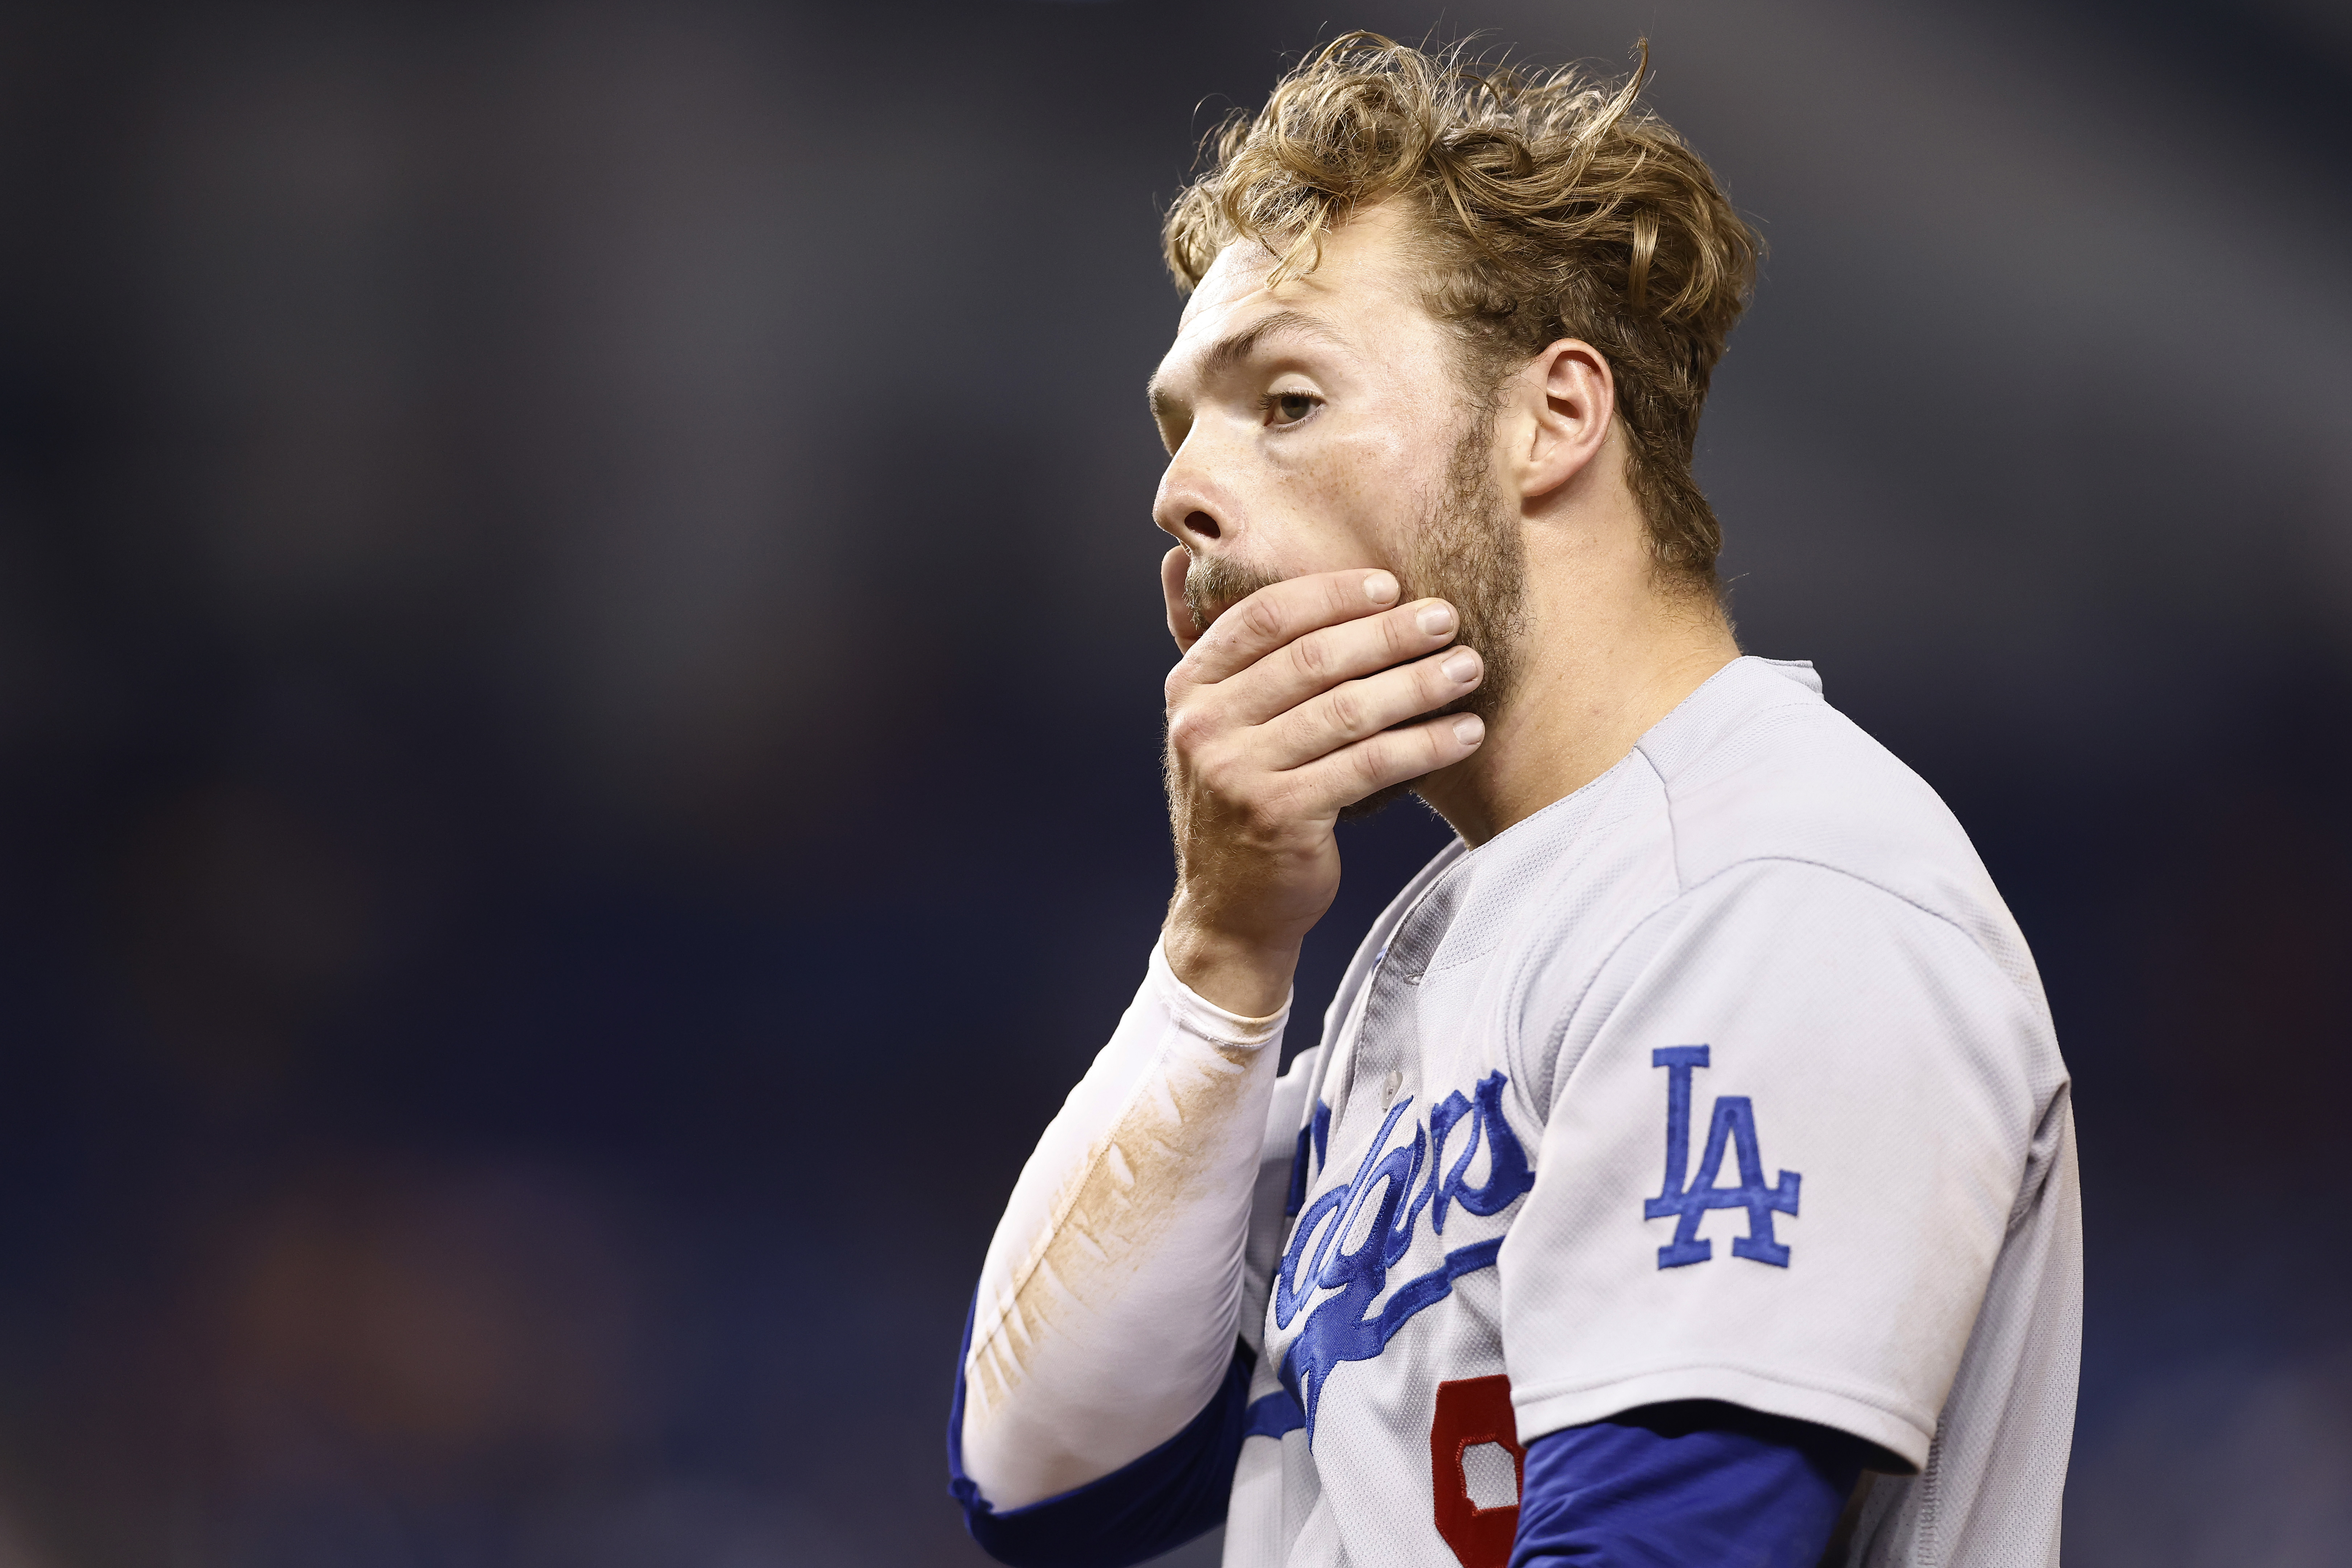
(0, 0, 2345, 1563)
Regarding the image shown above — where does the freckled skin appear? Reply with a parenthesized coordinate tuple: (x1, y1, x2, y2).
(1154, 207, 1467, 594)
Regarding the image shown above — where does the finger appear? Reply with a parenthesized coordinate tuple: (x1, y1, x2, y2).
(1258, 644, 1484, 769)
(1280, 711, 1487, 818)
(1179, 568, 1400, 686)
(1223, 596, 1461, 725)
(1161, 546, 1198, 653)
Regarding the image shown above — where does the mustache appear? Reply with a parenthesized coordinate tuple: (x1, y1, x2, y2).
(1182, 554, 1286, 633)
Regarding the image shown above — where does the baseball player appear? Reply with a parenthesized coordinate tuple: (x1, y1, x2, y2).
(949, 34, 2078, 1568)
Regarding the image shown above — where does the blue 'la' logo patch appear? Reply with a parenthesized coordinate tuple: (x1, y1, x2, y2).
(1644, 1046, 1800, 1269)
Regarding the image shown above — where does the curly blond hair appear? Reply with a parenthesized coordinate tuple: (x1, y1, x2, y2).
(1163, 33, 1759, 587)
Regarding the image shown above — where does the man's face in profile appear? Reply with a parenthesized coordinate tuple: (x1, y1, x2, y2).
(1147, 203, 1527, 737)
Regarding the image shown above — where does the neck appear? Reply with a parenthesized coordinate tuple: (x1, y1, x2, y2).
(1416, 547, 1740, 848)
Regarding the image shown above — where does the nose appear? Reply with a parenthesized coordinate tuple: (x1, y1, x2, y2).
(1152, 441, 1231, 548)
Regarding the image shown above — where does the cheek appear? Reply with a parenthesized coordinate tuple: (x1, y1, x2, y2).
(1273, 419, 1441, 557)
(1279, 421, 1420, 524)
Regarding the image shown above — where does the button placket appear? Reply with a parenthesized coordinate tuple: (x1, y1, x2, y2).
(1332, 868, 1463, 1146)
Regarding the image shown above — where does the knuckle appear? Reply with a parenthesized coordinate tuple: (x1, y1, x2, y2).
(1325, 687, 1364, 737)
(1289, 632, 1330, 679)
(1239, 597, 1286, 642)
(1197, 748, 1247, 797)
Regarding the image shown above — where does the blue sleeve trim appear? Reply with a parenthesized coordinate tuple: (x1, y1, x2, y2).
(946, 1294, 1251, 1568)
(1510, 1401, 1877, 1568)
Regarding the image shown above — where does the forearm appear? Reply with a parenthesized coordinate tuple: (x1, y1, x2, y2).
(959, 942, 1289, 1509)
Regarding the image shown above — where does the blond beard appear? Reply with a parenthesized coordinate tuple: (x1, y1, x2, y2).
(1181, 411, 1526, 821)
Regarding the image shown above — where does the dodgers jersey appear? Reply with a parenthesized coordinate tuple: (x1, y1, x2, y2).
(1223, 656, 2080, 1568)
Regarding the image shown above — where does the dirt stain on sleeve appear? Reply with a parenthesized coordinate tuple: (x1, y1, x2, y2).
(964, 1037, 1267, 1424)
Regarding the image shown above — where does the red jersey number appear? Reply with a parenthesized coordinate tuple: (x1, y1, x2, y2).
(1430, 1375, 1525, 1568)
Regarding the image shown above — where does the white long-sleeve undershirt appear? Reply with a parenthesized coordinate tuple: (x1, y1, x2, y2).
(959, 943, 1291, 1510)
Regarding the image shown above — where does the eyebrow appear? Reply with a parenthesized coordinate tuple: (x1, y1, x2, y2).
(1147, 308, 1347, 422)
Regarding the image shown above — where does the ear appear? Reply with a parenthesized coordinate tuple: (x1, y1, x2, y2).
(1508, 339, 1616, 503)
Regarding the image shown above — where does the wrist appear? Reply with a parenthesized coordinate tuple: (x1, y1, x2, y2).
(1160, 911, 1300, 1019)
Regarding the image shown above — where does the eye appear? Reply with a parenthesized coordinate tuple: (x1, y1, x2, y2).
(1263, 390, 1321, 427)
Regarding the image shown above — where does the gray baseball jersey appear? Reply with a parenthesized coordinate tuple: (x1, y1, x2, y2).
(1224, 655, 2079, 1567)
